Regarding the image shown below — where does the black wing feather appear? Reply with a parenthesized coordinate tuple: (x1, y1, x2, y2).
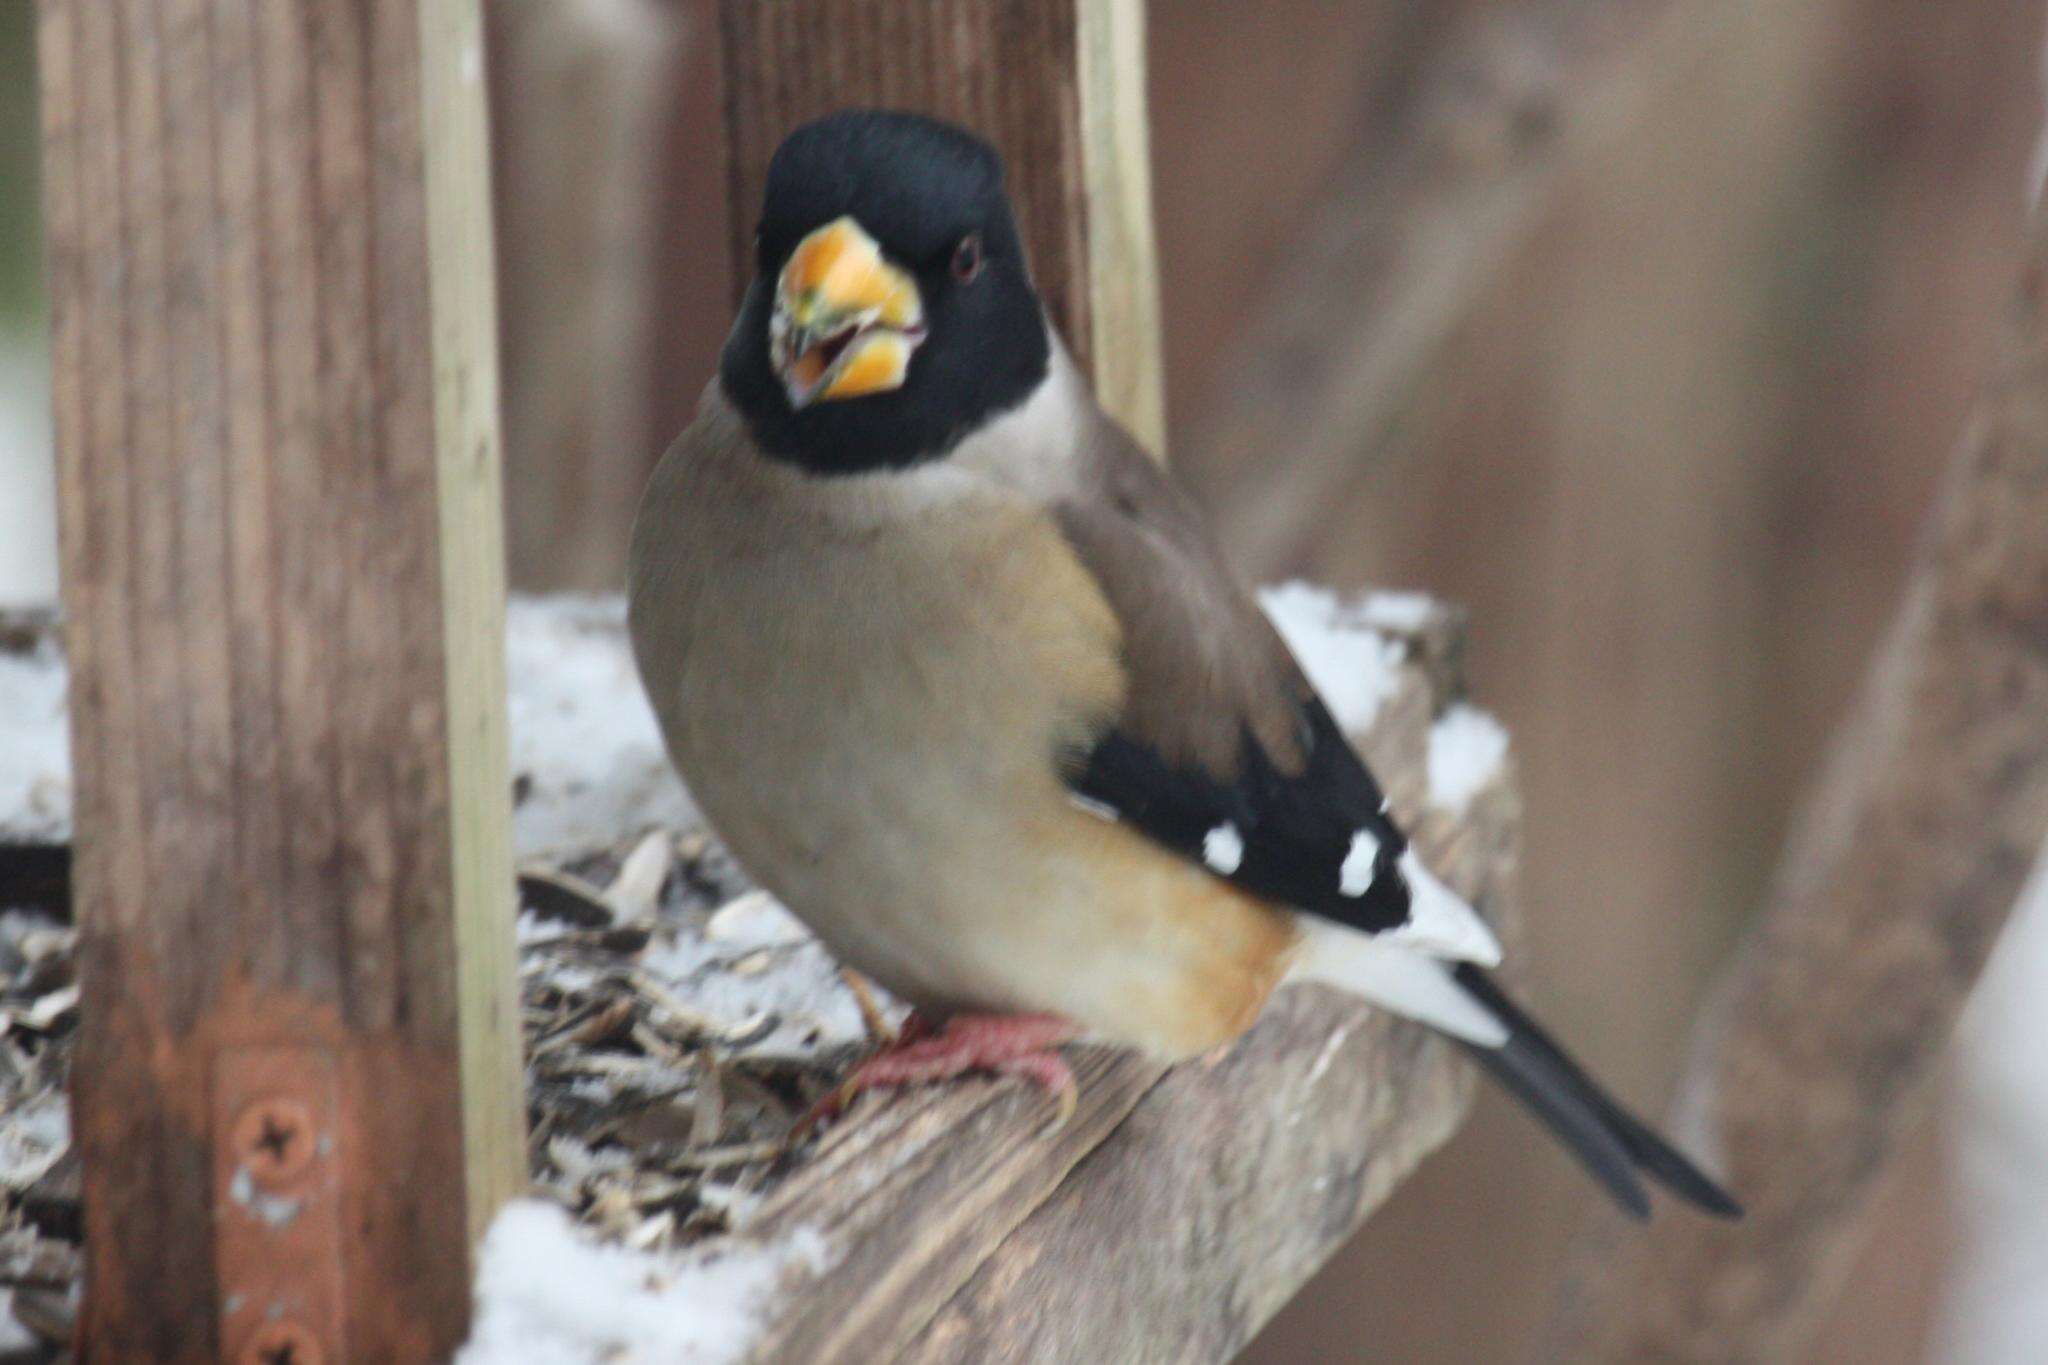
(1064, 695, 1415, 934)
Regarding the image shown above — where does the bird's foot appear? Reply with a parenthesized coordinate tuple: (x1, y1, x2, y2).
(803, 1011, 1080, 1131)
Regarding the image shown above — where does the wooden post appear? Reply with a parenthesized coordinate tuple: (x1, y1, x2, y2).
(37, 0, 525, 1358)
(489, 0, 690, 591)
(717, 0, 1167, 456)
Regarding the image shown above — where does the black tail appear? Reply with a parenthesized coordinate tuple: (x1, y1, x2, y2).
(1451, 964, 1742, 1221)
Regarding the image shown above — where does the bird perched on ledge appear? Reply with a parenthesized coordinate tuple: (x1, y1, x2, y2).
(628, 109, 1738, 1221)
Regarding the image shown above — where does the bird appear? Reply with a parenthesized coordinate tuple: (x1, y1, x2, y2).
(628, 108, 1740, 1222)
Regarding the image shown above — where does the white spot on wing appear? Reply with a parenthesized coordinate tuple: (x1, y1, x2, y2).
(1203, 822, 1245, 875)
(1340, 829, 1381, 897)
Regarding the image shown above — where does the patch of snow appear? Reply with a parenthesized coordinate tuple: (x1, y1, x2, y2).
(0, 1293, 34, 1352)
(0, 1090, 67, 1191)
(1933, 845, 2048, 1364)
(1427, 704, 1510, 815)
(1354, 590, 1435, 634)
(460, 1200, 834, 1365)
(644, 892, 892, 1060)
(1202, 822, 1244, 875)
(0, 629, 69, 845)
(0, 595, 693, 855)
(695, 1181, 764, 1228)
(704, 890, 811, 951)
(1340, 829, 1381, 898)
(1257, 581, 1407, 735)
(0, 336, 56, 609)
(227, 1166, 304, 1229)
(507, 596, 696, 855)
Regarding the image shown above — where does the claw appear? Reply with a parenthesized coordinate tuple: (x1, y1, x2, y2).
(839, 968, 900, 1043)
(996, 1050, 1079, 1126)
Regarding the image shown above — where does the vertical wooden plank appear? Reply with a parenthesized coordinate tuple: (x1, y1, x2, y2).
(37, 0, 525, 1358)
(1073, 0, 1164, 454)
(419, 0, 529, 1246)
(489, 0, 690, 590)
(717, 0, 1167, 454)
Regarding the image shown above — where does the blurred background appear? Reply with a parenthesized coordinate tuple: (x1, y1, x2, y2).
(3, 2, 2045, 1359)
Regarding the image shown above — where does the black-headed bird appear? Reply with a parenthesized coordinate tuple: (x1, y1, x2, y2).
(628, 110, 1738, 1221)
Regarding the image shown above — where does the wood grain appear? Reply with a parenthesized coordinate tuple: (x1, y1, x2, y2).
(717, 0, 1166, 454)
(729, 605, 1521, 1362)
(489, 0, 689, 590)
(1544, 176, 2048, 1361)
(37, 0, 523, 1356)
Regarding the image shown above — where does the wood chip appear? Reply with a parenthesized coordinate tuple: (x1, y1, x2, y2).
(606, 830, 676, 923)
(0, 820, 883, 1307)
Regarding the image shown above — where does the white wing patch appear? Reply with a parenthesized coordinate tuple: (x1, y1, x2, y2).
(1202, 822, 1245, 875)
(1287, 919, 1509, 1046)
(1385, 849, 1503, 967)
(1339, 828, 1381, 897)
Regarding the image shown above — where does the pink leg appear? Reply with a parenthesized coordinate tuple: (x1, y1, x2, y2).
(804, 1012, 1080, 1129)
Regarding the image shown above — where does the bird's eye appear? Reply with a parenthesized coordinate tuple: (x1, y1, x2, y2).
(951, 232, 984, 283)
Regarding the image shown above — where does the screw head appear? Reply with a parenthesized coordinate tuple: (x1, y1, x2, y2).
(241, 1318, 324, 1365)
(232, 1099, 317, 1184)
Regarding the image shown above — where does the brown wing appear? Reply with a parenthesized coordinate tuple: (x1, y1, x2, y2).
(1052, 412, 1417, 934)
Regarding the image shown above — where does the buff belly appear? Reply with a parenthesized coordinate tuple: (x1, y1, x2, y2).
(635, 470, 1298, 1059)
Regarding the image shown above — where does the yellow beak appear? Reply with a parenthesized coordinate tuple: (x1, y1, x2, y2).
(771, 216, 927, 408)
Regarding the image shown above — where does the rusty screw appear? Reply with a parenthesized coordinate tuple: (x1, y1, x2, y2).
(232, 1099, 317, 1184)
(241, 1319, 323, 1365)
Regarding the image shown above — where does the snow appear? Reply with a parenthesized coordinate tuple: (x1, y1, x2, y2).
(1257, 582, 1410, 734)
(1, 594, 694, 856)
(0, 1296, 33, 1353)
(2, 585, 1452, 858)
(1203, 822, 1244, 875)
(460, 1201, 835, 1365)
(0, 626, 70, 846)
(1340, 829, 1381, 898)
(1933, 844, 2048, 1363)
(1351, 590, 1436, 634)
(642, 893, 890, 1060)
(704, 890, 813, 951)
(0, 336, 56, 609)
(1427, 704, 1510, 815)
(0, 1089, 68, 1191)
(507, 596, 696, 855)
(1260, 583, 1511, 813)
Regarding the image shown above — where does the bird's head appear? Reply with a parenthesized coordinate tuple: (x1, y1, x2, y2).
(720, 110, 1052, 475)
